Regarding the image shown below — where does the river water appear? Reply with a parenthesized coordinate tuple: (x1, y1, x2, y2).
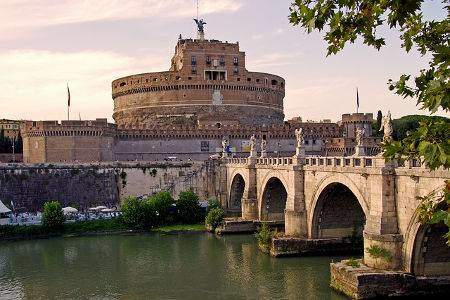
(0, 234, 347, 299)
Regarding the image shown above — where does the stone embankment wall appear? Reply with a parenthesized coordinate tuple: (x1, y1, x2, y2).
(0, 161, 219, 212)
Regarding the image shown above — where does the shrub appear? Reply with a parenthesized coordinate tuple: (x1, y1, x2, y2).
(345, 258, 360, 268)
(141, 199, 158, 228)
(207, 197, 221, 212)
(205, 207, 224, 230)
(121, 197, 145, 228)
(366, 245, 392, 262)
(176, 190, 203, 224)
(42, 201, 65, 231)
(148, 191, 174, 225)
(255, 222, 273, 252)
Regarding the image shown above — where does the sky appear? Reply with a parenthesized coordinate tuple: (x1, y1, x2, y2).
(0, 0, 447, 122)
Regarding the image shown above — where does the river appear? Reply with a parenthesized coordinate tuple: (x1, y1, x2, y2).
(0, 234, 348, 299)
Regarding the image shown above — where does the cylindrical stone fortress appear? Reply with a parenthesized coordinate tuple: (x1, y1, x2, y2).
(112, 39, 285, 128)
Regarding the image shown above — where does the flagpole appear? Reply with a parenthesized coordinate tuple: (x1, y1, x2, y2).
(356, 87, 359, 114)
(67, 83, 70, 121)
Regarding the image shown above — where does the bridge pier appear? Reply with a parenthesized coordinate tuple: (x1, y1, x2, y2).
(362, 164, 403, 270)
(284, 160, 308, 237)
(242, 197, 258, 220)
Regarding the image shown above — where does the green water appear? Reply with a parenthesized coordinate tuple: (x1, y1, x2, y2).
(0, 234, 347, 299)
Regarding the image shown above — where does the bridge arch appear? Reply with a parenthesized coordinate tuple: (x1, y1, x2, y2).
(228, 173, 245, 212)
(309, 174, 368, 239)
(404, 198, 450, 275)
(259, 176, 288, 221)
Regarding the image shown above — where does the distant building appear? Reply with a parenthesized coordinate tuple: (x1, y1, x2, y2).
(0, 119, 22, 139)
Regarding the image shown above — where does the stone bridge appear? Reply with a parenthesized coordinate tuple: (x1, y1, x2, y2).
(220, 155, 450, 277)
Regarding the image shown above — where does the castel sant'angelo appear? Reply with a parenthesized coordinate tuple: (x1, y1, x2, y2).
(21, 20, 380, 163)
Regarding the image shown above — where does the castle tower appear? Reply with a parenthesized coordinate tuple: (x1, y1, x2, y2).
(341, 113, 373, 139)
(112, 30, 285, 129)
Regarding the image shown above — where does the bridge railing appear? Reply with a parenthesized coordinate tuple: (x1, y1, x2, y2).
(304, 156, 379, 168)
(256, 157, 294, 166)
(224, 157, 248, 165)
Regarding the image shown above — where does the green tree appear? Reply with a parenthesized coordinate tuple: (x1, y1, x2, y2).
(176, 190, 203, 224)
(376, 110, 383, 131)
(289, 0, 449, 243)
(148, 191, 174, 225)
(121, 197, 145, 228)
(205, 207, 225, 231)
(207, 197, 221, 212)
(42, 201, 65, 231)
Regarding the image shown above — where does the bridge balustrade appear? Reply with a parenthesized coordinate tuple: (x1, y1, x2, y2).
(304, 156, 376, 168)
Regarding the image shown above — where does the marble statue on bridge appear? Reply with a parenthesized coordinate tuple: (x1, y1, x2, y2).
(260, 139, 267, 158)
(380, 111, 393, 143)
(249, 134, 257, 158)
(295, 128, 305, 157)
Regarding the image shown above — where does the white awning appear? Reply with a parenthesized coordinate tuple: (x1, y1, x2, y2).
(62, 207, 78, 214)
(0, 200, 11, 213)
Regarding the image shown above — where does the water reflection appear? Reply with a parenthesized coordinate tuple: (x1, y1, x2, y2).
(0, 234, 347, 299)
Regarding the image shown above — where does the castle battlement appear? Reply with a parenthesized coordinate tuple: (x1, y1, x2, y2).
(341, 113, 374, 123)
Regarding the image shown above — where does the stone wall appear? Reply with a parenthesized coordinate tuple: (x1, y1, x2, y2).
(114, 137, 298, 161)
(0, 165, 119, 212)
(0, 161, 219, 212)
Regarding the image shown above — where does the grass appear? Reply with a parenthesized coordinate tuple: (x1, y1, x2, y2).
(64, 218, 128, 234)
(0, 218, 129, 240)
(152, 223, 205, 233)
(1, 220, 206, 241)
(345, 258, 361, 268)
(366, 245, 393, 262)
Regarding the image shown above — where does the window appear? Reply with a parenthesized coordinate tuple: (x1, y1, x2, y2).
(233, 57, 239, 66)
(247, 78, 251, 82)
(201, 141, 210, 151)
(191, 67, 197, 75)
(206, 56, 211, 65)
(233, 67, 239, 75)
(219, 56, 225, 66)
(191, 56, 197, 65)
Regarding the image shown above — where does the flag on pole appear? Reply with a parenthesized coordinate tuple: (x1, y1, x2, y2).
(356, 87, 360, 113)
(67, 84, 71, 107)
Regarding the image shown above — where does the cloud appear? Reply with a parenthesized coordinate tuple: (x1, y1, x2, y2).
(0, 0, 242, 34)
(0, 50, 168, 121)
(247, 51, 303, 68)
(251, 34, 263, 40)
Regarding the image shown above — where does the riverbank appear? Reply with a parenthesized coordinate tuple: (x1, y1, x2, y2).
(0, 219, 206, 242)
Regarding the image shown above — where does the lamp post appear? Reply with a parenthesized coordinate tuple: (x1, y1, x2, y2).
(12, 135, 15, 163)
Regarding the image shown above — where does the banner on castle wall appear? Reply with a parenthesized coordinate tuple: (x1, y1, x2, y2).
(215, 147, 236, 153)
(241, 141, 251, 152)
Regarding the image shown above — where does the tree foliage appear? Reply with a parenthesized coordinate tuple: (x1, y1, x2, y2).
(148, 191, 174, 225)
(0, 130, 22, 154)
(290, 0, 449, 243)
(205, 207, 225, 231)
(176, 190, 204, 224)
(42, 201, 65, 231)
(289, 1, 449, 168)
